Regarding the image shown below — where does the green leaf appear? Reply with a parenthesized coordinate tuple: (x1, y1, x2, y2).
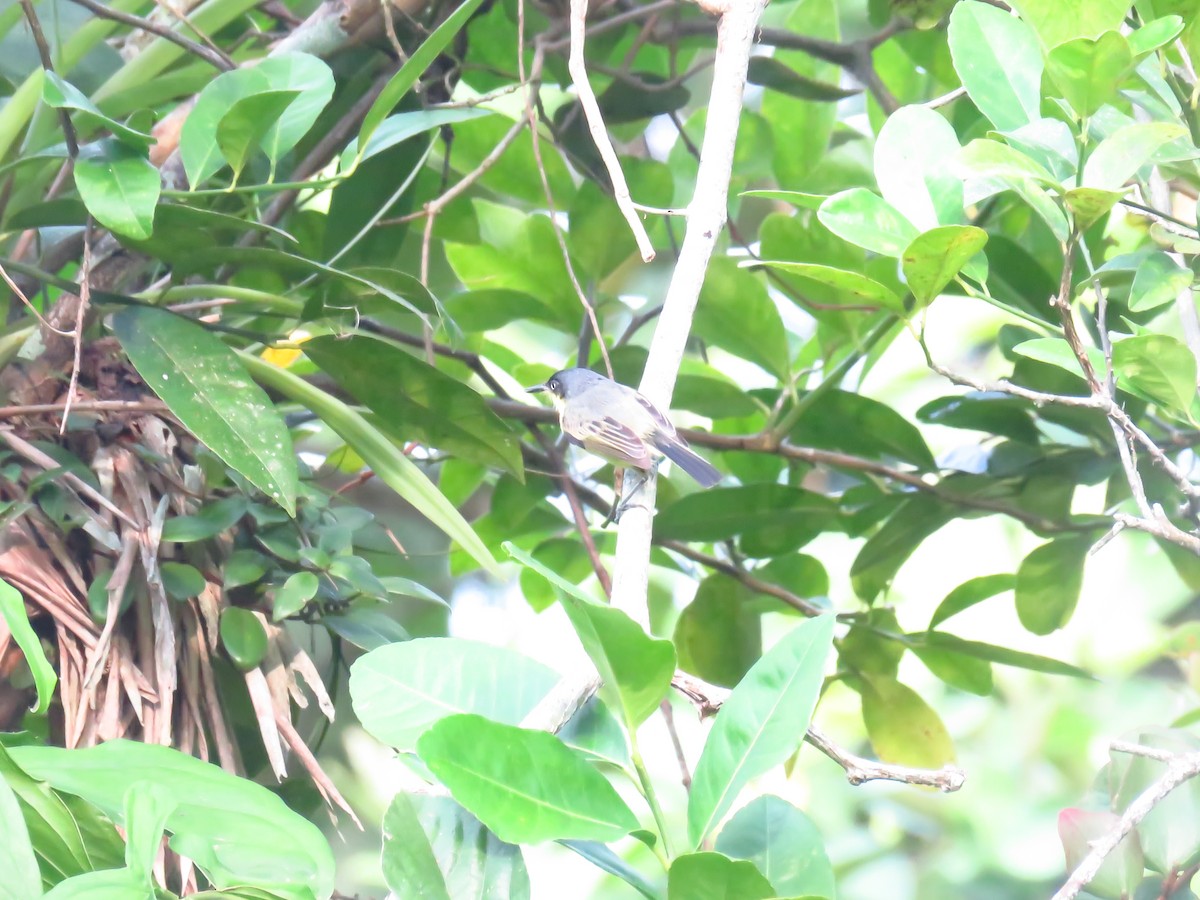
(381, 794, 452, 900)
(930, 574, 1015, 628)
(11, 741, 334, 898)
(505, 544, 675, 731)
(561, 841, 658, 899)
(749, 261, 903, 312)
(416, 714, 640, 844)
(1111, 730, 1200, 873)
(42, 71, 154, 149)
(1064, 186, 1127, 229)
(917, 392, 1040, 444)
(694, 258, 790, 379)
(1058, 808, 1143, 900)
(219, 607, 267, 671)
(656, 485, 841, 557)
(747, 56, 860, 101)
(324, 604, 410, 650)
(215, 89, 300, 181)
(272, 571, 318, 621)
(860, 676, 955, 768)
(1112, 334, 1198, 415)
(790, 388, 937, 470)
(180, 53, 334, 186)
(74, 139, 160, 240)
(667, 852, 774, 900)
(1010, 0, 1134, 47)
(1082, 123, 1188, 191)
(160, 562, 206, 600)
(350, 638, 559, 751)
(356, 0, 489, 158)
(114, 308, 298, 515)
(909, 631, 1094, 678)
(874, 105, 963, 231)
(947, 1, 1042, 131)
(1045, 31, 1135, 118)
(303, 334, 523, 477)
(345, 106, 494, 164)
(43, 868, 149, 899)
(851, 495, 953, 601)
(715, 795, 835, 899)
(1012, 337, 1105, 383)
(161, 497, 249, 542)
(1129, 16, 1185, 58)
(911, 644, 994, 695)
(0, 761, 42, 900)
(956, 138, 1059, 185)
(674, 575, 763, 688)
(688, 614, 835, 847)
(1015, 537, 1091, 634)
(818, 188, 920, 257)
(240, 352, 497, 573)
(386, 795, 531, 900)
(1129, 252, 1194, 312)
(740, 189, 827, 209)
(902, 225, 989, 306)
(123, 782, 174, 888)
(0, 578, 56, 715)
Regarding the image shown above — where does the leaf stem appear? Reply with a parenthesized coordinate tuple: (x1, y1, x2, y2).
(629, 734, 673, 864)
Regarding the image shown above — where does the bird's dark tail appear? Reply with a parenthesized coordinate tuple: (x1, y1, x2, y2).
(655, 435, 721, 488)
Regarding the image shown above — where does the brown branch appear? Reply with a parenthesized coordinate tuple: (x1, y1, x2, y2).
(660, 539, 823, 615)
(671, 672, 966, 792)
(65, 0, 235, 70)
(1052, 750, 1200, 900)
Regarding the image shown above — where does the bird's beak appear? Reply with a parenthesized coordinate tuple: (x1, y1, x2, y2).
(526, 383, 547, 394)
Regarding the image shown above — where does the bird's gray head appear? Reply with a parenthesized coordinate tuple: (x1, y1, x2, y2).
(526, 367, 607, 400)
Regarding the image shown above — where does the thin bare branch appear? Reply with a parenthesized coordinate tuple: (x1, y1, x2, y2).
(65, 0, 235, 70)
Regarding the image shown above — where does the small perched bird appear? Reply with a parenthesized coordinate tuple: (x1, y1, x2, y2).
(527, 368, 722, 488)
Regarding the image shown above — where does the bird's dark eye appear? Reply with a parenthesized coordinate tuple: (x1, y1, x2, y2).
(549, 380, 560, 393)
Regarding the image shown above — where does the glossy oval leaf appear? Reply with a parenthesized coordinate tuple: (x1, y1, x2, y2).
(790, 388, 937, 470)
(1015, 537, 1091, 635)
(10, 740, 334, 897)
(350, 637, 560, 751)
(818, 188, 919, 258)
(902, 225, 989, 306)
(667, 852, 773, 900)
(114, 307, 297, 515)
(1112, 334, 1198, 416)
(1045, 31, 1135, 118)
(1083, 123, 1188, 191)
(1129, 252, 1193, 312)
(674, 574, 763, 688)
(688, 614, 835, 847)
(218, 607, 267, 671)
(947, 1, 1042, 131)
(715, 795, 835, 899)
(930, 573, 1016, 628)
(416, 714, 640, 844)
(694, 259, 790, 380)
(861, 676, 955, 768)
(272, 571, 319, 621)
(42, 71, 154, 149)
(74, 140, 160, 240)
(216, 89, 300, 181)
(875, 105, 963, 232)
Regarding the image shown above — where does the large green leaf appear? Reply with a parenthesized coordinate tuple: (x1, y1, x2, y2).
(9, 741, 334, 900)
(1015, 537, 1091, 634)
(874, 106, 963, 232)
(180, 53, 334, 186)
(1082, 123, 1188, 191)
(73, 139, 159, 240)
(674, 575, 763, 688)
(350, 638, 559, 751)
(113, 308, 298, 515)
(42, 71, 153, 149)
(751, 261, 903, 313)
(1112, 334, 1197, 416)
(215, 89, 300, 181)
(1045, 31, 1135, 117)
(930, 574, 1016, 628)
(656, 485, 841, 557)
(851, 495, 954, 601)
(818, 188, 920, 257)
(688, 614, 835, 847)
(860, 676, 956, 769)
(907, 632, 1093, 678)
(715, 795, 835, 899)
(505, 544, 675, 731)
(902, 226, 989, 306)
(666, 852, 774, 900)
(303, 334, 523, 477)
(384, 794, 530, 900)
(1010, 0, 1133, 47)
(1128, 252, 1194, 312)
(416, 715, 640, 844)
(693, 259, 790, 380)
(43, 868, 148, 899)
(947, 1, 1042, 131)
(790, 388, 936, 469)
(0, 760, 41, 900)
(240, 353, 497, 573)
(0, 578, 56, 715)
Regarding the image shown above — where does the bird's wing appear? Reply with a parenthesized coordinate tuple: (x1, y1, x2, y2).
(633, 391, 678, 439)
(571, 415, 657, 469)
